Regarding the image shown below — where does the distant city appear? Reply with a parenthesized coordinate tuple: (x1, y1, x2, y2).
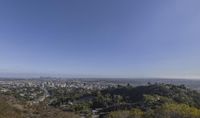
(1, 78, 200, 104)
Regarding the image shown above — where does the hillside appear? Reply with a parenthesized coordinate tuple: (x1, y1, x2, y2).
(1, 83, 200, 118)
(100, 83, 200, 110)
(48, 83, 200, 118)
(0, 95, 79, 118)
(0, 96, 23, 118)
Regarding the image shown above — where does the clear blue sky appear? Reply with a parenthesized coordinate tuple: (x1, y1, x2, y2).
(0, 0, 200, 78)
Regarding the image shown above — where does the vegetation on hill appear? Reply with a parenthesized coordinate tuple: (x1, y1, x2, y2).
(47, 83, 200, 117)
(1, 83, 200, 118)
(107, 103, 200, 118)
(0, 96, 23, 118)
(0, 95, 79, 118)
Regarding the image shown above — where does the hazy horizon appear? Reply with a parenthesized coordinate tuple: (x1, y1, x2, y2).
(1, 0, 200, 79)
(1, 71, 200, 79)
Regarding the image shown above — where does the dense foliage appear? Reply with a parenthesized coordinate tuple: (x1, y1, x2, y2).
(47, 83, 200, 117)
(107, 103, 200, 118)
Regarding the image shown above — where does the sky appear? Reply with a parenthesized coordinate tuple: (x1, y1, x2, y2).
(0, 0, 200, 78)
